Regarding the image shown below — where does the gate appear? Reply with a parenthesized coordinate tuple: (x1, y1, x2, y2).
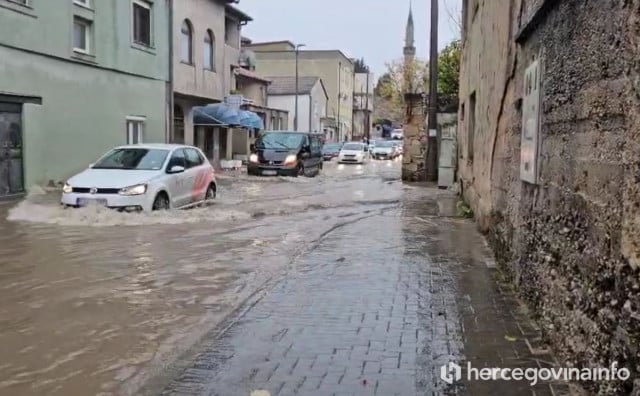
(0, 102, 24, 198)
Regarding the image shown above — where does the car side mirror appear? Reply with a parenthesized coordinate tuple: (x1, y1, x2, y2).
(250, 144, 255, 152)
(302, 145, 311, 153)
(168, 165, 185, 174)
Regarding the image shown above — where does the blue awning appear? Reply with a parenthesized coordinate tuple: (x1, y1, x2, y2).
(193, 104, 263, 129)
(239, 110, 264, 129)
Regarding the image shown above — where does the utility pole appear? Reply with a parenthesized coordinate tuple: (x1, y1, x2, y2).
(364, 72, 370, 140)
(294, 43, 306, 131)
(425, 0, 439, 181)
(337, 61, 342, 141)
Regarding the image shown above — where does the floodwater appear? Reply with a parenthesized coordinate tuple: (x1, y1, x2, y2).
(0, 158, 426, 396)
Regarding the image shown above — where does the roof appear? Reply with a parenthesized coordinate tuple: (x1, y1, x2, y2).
(245, 40, 295, 50)
(225, 4, 252, 22)
(234, 67, 271, 83)
(266, 76, 322, 95)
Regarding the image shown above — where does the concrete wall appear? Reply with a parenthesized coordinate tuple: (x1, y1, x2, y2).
(1, 46, 166, 187)
(237, 79, 267, 107)
(267, 95, 310, 132)
(246, 49, 354, 138)
(0, 0, 168, 189)
(173, 0, 230, 101)
(459, 0, 640, 392)
(309, 81, 327, 133)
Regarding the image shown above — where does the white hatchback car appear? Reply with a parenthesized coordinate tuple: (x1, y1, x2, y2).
(61, 144, 217, 211)
(338, 142, 368, 164)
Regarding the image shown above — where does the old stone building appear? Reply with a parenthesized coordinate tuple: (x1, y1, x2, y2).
(458, 0, 640, 393)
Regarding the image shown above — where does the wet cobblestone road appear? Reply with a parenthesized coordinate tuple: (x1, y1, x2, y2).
(1, 161, 572, 395)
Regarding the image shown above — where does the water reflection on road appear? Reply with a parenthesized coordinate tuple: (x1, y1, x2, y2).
(0, 159, 417, 396)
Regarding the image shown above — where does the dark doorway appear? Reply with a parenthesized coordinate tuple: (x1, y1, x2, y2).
(219, 128, 228, 160)
(173, 104, 185, 144)
(0, 102, 24, 197)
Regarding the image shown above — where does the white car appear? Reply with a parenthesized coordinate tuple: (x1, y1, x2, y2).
(372, 140, 397, 160)
(61, 144, 217, 211)
(391, 129, 404, 140)
(338, 142, 368, 164)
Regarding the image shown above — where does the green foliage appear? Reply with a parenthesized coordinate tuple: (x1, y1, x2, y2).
(456, 200, 474, 218)
(353, 57, 370, 74)
(437, 40, 461, 99)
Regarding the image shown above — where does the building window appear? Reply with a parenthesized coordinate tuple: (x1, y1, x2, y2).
(180, 19, 193, 64)
(132, 0, 152, 47)
(204, 29, 215, 71)
(73, 17, 91, 54)
(126, 117, 145, 144)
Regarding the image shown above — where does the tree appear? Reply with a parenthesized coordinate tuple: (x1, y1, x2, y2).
(437, 40, 461, 101)
(373, 58, 428, 122)
(373, 39, 461, 120)
(353, 57, 370, 74)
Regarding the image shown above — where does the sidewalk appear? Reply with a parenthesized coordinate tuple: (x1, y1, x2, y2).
(157, 192, 575, 396)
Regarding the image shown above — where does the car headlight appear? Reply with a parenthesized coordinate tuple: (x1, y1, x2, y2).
(284, 154, 297, 165)
(249, 154, 258, 163)
(119, 184, 147, 196)
(62, 183, 72, 194)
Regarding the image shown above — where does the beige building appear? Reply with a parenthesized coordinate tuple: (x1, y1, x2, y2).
(352, 72, 374, 139)
(171, 0, 249, 145)
(243, 41, 354, 141)
(172, 0, 267, 167)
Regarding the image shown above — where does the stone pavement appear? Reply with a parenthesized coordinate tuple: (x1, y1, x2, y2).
(158, 192, 575, 396)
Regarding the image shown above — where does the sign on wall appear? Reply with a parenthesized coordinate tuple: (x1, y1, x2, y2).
(520, 59, 541, 184)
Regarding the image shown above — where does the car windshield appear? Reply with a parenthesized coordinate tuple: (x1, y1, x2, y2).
(342, 143, 364, 151)
(377, 141, 395, 147)
(256, 133, 305, 149)
(92, 148, 169, 170)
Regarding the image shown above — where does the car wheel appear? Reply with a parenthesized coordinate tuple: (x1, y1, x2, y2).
(152, 192, 170, 211)
(297, 164, 305, 177)
(205, 183, 216, 200)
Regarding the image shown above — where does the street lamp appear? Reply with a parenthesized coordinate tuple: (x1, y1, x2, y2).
(294, 43, 306, 131)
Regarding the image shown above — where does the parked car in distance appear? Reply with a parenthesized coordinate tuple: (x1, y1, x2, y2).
(322, 142, 343, 161)
(61, 144, 217, 212)
(392, 140, 403, 155)
(391, 129, 404, 140)
(368, 139, 377, 152)
(338, 142, 368, 164)
(248, 131, 323, 177)
(372, 140, 397, 160)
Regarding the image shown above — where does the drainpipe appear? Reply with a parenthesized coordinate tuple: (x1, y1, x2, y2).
(167, 0, 174, 143)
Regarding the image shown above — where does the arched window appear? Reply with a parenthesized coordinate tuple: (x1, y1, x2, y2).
(181, 19, 193, 64)
(204, 29, 215, 71)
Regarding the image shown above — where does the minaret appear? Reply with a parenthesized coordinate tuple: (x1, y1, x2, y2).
(403, 2, 416, 92)
(403, 2, 416, 62)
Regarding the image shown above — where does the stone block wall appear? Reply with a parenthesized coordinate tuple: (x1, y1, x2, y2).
(402, 94, 427, 181)
(458, 0, 640, 393)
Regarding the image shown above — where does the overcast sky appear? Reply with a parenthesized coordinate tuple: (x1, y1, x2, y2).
(237, 0, 462, 78)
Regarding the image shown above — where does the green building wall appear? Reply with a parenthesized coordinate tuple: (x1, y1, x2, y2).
(0, 0, 169, 189)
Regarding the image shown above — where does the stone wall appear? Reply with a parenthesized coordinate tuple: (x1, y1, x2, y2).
(458, 0, 640, 393)
(402, 94, 427, 181)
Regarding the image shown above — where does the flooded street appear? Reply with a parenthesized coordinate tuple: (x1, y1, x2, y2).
(0, 160, 406, 396)
(0, 159, 564, 396)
